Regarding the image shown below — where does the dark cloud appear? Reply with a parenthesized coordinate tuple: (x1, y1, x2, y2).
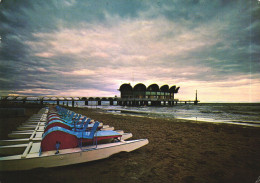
(0, 0, 259, 101)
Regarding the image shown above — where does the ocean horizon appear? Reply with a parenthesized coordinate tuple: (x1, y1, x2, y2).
(76, 102, 260, 128)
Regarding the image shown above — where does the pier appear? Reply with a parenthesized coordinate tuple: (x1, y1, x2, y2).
(0, 83, 199, 107)
(0, 96, 199, 107)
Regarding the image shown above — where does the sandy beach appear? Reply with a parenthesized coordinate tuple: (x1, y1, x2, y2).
(0, 105, 260, 183)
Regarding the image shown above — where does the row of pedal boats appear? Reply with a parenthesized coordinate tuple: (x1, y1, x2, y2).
(0, 106, 149, 171)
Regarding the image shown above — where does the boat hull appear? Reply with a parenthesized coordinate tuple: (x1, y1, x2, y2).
(0, 139, 149, 171)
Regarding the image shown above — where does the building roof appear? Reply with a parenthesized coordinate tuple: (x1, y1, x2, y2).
(119, 83, 180, 93)
(119, 83, 133, 91)
(160, 85, 169, 92)
(133, 83, 146, 91)
(147, 84, 160, 91)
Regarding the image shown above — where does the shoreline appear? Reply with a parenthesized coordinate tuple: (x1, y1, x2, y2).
(1, 105, 260, 183)
(82, 106, 260, 128)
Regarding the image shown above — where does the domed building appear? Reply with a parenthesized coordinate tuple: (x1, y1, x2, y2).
(118, 83, 180, 106)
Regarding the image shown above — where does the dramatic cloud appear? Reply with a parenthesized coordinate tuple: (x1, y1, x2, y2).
(0, 0, 260, 102)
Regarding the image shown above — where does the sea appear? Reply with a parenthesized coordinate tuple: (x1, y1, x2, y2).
(66, 102, 260, 127)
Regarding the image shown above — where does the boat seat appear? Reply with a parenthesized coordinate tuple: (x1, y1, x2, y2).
(74, 118, 90, 132)
(82, 122, 100, 139)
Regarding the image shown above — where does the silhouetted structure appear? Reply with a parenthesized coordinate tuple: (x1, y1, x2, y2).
(194, 90, 198, 105)
(118, 83, 180, 106)
(0, 84, 199, 107)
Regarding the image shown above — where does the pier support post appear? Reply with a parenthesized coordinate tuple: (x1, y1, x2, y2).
(85, 101, 88, 105)
(57, 100, 59, 105)
(72, 100, 74, 107)
(144, 101, 148, 106)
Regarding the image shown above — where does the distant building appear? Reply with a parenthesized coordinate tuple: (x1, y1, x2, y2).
(119, 83, 180, 100)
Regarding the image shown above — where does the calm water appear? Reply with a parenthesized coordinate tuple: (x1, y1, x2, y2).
(80, 103, 260, 127)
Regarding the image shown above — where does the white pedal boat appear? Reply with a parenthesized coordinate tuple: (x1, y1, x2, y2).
(0, 139, 148, 171)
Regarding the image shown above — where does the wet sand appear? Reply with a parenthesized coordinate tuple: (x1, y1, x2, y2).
(1, 106, 260, 183)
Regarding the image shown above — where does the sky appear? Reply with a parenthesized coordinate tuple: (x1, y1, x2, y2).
(0, 0, 260, 102)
